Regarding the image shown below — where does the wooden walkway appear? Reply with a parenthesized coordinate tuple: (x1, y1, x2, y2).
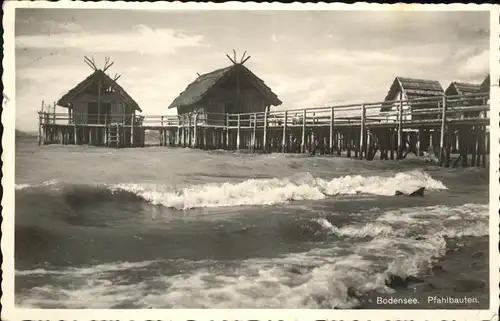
(38, 93, 490, 167)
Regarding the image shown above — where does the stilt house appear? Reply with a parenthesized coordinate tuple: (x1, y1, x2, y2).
(379, 77, 444, 121)
(57, 57, 142, 126)
(168, 51, 282, 125)
(444, 81, 481, 118)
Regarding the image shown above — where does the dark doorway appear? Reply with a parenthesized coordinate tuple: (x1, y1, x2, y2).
(87, 102, 98, 124)
(100, 103, 111, 124)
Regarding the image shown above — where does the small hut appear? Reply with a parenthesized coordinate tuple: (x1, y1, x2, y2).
(168, 51, 282, 125)
(57, 56, 142, 126)
(444, 81, 481, 118)
(380, 77, 444, 121)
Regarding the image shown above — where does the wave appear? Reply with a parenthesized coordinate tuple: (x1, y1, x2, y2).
(15, 233, 450, 309)
(316, 203, 489, 239)
(15, 200, 488, 309)
(16, 170, 446, 211)
(108, 170, 447, 210)
(15, 179, 59, 190)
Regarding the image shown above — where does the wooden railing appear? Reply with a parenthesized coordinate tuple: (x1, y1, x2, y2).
(38, 92, 490, 130)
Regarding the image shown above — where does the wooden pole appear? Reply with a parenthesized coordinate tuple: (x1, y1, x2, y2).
(130, 112, 135, 147)
(225, 114, 230, 150)
(359, 104, 366, 160)
(203, 128, 208, 149)
(73, 122, 77, 145)
(193, 113, 198, 148)
(252, 113, 257, 152)
(236, 114, 241, 150)
(37, 112, 42, 145)
(347, 130, 351, 158)
(439, 96, 447, 166)
(187, 113, 192, 147)
(104, 114, 108, 146)
(282, 110, 288, 153)
(397, 94, 403, 159)
(329, 107, 334, 155)
(301, 109, 306, 153)
(366, 130, 372, 160)
(160, 116, 164, 146)
(52, 102, 56, 124)
(263, 108, 268, 153)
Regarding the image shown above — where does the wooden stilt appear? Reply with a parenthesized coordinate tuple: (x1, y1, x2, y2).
(193, 113, 198, 148)
(359, 104, 366, 160)
(301, 109, 306, 153)
(236, 114, 241, 150)
(397, 96, 403, 159)
(263, 109, 268, 153)
(282, 111, 288, 153)
(329, 107, 334, 155)
(439, 97, 448, 166)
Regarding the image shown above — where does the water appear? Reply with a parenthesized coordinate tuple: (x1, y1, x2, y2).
(15, 137, 490, 309)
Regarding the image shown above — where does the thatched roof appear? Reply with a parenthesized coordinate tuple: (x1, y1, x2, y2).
(445, 81, 481, 96)
(57, 70, 142, 112)
(168, 64, 281, 109)
(381, 77, 444, 112)
(479, 74, 490, 93)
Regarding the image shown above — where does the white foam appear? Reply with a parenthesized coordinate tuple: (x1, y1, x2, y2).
(110, 170, 447, 210)
(15, 232, 450, 309)
(317, 203, 489, 240)
(15, 179, 60, 191)
(15, 184, 31, 190)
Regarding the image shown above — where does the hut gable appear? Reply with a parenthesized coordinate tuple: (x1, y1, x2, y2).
(479, 74, 490, 93)
(168, 63, 282, 110)
(380, 77, 444, 112)
(445, 81, 481, 96)
(57, 70, 142, 112)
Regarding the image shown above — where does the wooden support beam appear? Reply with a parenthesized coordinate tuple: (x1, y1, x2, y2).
(469, 126, 477, 167)
(225, 114, 230, 150)
(38, 112, 42, 145)
(104, 114, 108, 146)
(263, 108, 268, 153)
(236, 114, 241, 150)
(203, 128, 208, 149)
(252, 113, 257, 153)
(347, 130, 351, 158)
(194, 114, 199, 148)
(301, 109, 306, 153)
(73, 123, 78, 145)
(439, 96, 447, 166)
(445, 125, 451, 167)
(130, 113, 135, 147)
(397, 95, 403, 159)
(188, 114, 192, 148)
(282, 111, 288, 153)
(481, 125, 487, 167)
(417, 128, 423, 157)
(329, 107, 334, 155)
(366, 130, 372, 160)
(359, 104, 366, 160)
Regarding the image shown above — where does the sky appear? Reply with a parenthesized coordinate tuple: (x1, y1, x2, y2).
(15, 8, 490, 131)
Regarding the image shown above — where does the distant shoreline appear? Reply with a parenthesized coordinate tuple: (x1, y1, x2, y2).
(15, 129, 37, 138)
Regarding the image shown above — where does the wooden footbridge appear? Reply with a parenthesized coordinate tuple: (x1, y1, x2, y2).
(38, 92, 490, 167)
